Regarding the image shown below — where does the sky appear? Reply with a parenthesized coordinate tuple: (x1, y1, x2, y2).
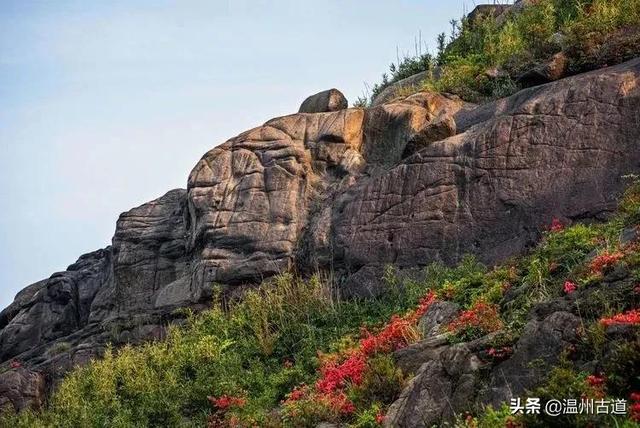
(0, 0, 481, 309)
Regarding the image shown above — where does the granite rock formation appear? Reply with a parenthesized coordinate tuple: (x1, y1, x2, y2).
(1, 57, 639, 413)
(298, 88, 348, 113)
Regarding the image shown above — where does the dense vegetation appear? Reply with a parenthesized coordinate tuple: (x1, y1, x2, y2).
(356, 0, 640, 105)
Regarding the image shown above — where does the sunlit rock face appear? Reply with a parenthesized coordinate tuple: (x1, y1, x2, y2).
(1, 57, 639, 411)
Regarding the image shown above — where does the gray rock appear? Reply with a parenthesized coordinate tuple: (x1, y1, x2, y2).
(298, 88, 348, 113)
(482, 310, 580, 406)
(334, 59, 640, 271)
(385, 343, 483, 428)
(418, 301, 459, 338)
(467, 4, 511, 23)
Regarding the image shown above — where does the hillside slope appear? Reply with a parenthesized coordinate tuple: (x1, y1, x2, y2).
(1, 0, 640, 426)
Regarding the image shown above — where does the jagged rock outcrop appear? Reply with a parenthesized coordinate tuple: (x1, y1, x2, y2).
(1, 58, 640, 412)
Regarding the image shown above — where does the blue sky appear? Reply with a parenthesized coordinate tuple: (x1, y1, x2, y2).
(0, 0, 479, 309)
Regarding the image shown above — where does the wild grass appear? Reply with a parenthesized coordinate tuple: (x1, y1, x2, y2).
(360, 0, 640, 105)
(1, 272, 438, 427)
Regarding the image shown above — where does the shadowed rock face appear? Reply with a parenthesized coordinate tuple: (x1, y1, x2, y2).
(1, 58, 639, 410)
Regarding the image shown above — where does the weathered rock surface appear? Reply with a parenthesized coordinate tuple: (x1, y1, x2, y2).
(1, 57, 640, 411)
(371, 70, 441, 107)
(298, 88, 348, 113)
(385, 306, 581, 427)
(334, 59, 640, 273)
(0, 368, 45, 413)
(517, 52, 569, 87)
(384, 260, 640, 427)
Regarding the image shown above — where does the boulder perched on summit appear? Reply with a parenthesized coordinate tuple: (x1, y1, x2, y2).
(298, 88, 348, 113)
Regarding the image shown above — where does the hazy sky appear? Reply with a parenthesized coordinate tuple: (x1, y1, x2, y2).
(0, 0, 478, 309)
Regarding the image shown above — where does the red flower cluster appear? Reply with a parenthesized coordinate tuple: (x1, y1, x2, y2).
(207, 394, 248, 428)
(208, 395, 246, 410)
(447, 301, 503, 336)
(563, 280, 577, 294)
(589, 250, 624, 275)
(505, 418, 524, 428)
(316, 353, 366, 394)
(375, 410, 385, 424)
(359, 291, 437, 356)
(283, 291, 438, 422)
(586, 374, 605, 387)
(285, 385, 308, 402)
(585, 374, 606, 399)
(550, 218, 564, 232)
(9, 360, 21, 369)
(630, 392, 640, 422)
(486, 346, 513, 360)
(323, 391, 355, 415)
(599, 309, 640, 327)
(360, 315, 415, 356)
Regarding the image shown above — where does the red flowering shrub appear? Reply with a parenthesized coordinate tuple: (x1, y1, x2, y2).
(375, 410, 385, 424)
(589, 250, 624, 275)
(324, 391, 356, 415)
(285, 385, 308, 402)
(316, 353, 367, 394)
(360, 315, 416, 356)
(282, 291, 437, 424)
(563, 280, 577, 294)
(486, 346, 513, 361)
(208, 394, 247, 410)
(599, 309, 640, 327)
(207, 394, 247, 428)
(358, 292, 437, 357)
(447, 301, 503, 340)
(550, 218, 564, 232)
(585, 374, 606, 399)
(505, 418, 524, 428)
(9, 360, 21, 369)
(630, 392, 640, 422)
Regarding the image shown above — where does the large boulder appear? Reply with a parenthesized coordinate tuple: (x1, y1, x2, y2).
(517, 52, 569, 87)
(187, 108, 366, 286)
(298, 88, 348, 113)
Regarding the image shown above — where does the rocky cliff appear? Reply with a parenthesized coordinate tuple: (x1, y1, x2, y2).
(1, 55, 639, 413)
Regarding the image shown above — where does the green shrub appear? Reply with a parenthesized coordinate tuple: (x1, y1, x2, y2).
(350, 354, 405, 406)
(362, 0, 640, 104)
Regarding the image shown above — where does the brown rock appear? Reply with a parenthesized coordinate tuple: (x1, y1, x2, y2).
(334, 58, 640, 272)
(0, 368, 45, 413)
(298, 88, 348, 113)
(517, 52, 569, 86)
